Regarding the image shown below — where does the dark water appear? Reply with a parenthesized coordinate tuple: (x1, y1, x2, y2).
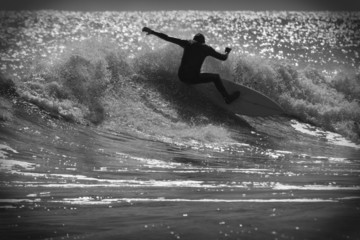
(1, 96, 360, 240)
(1, 10, 360, 240)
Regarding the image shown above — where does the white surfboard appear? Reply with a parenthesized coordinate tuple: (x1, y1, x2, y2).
(192, 79, 285, 117)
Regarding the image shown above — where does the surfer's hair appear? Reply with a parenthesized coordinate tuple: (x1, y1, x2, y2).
(193, 33, 205, 44)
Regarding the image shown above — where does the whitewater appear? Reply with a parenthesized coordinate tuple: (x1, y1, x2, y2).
(1, 10, 360, 239)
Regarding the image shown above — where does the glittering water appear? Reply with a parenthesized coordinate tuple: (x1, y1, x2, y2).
(1, 10, 360, 240)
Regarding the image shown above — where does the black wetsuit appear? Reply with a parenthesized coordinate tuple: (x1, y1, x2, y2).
(151, 31, 229, 97)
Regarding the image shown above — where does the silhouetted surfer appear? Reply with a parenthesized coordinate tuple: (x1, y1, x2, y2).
(142, 27, 240, 104)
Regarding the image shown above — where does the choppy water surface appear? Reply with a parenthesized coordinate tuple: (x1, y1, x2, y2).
(1, 98, 359, 240)
(0, 10, 360, 240)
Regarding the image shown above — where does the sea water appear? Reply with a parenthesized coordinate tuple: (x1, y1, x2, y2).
(0, 10, 360, 239)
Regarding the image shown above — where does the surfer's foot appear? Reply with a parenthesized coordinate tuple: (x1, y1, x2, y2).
(224, 91, 240, 104)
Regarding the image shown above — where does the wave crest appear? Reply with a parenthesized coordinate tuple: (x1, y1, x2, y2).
(11, 37, 360, 143)
(231, 55, 360, 141)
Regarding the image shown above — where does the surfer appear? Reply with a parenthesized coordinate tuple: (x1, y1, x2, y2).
(142, 27, 240, 104)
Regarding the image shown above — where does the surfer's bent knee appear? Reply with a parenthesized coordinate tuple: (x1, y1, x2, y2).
(199, 73, 221, 83)
(178, 74, 196, 84)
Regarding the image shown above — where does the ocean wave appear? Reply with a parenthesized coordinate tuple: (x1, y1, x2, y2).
(1, 10, 359, 143)
(8, 38, 358, 144)
(9, 39, 238, 144)
(231, 55, 360, 142)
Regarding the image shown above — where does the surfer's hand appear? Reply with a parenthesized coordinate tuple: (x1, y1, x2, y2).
(142, 27, 153, 35)
(225, 47, 232, 54)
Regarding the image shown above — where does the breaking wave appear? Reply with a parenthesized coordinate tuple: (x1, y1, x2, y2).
(1, 37, 359, 143)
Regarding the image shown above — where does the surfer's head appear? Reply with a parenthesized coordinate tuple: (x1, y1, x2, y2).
(193, 33, 205, 44)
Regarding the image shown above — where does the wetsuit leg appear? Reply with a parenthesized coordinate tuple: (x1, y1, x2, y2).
(179, 72, 240, 104)
(197, 73, 230, 98)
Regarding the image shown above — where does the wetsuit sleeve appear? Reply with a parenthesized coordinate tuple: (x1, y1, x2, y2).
(151, 31, 188, 48)
(207, 46, 228, 61)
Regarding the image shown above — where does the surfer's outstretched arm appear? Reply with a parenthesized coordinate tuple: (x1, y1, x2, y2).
(209, 47, 232, 61)
(142, 27, 187, 47)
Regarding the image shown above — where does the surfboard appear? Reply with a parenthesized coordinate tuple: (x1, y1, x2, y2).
(192, 79, 285, 117)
